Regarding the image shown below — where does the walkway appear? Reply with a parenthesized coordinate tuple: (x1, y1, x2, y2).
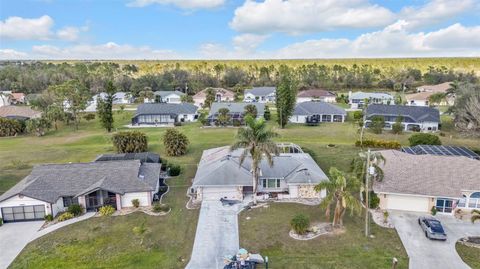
(186, 200, 241, 269)
(0, 212, 95, 269)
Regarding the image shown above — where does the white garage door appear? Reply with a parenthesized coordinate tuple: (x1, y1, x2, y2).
(387, 194, 430, 212)
(202, 187, 240, 201)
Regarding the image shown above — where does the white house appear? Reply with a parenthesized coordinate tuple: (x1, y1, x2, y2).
(85, 92, 134, 112)
(207, 102, 265, 125)
(153, 90, 185, 104)
(374, 150, 480, 214)
(348, 91, 394, 109)
(297, 89, 336, 103)
(407, 82, 454, 107)
(131, 103, 199, 126)
(0, 91, 12, 107)
(243, 87, 276, 103)
(365, 104, 440, 132)
(190, 144, 328, 202)
(0, 159, 161, 222)
(290, 101, 346, 124)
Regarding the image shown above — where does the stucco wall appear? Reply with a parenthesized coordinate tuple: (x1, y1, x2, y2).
(120, 192, 151, 207)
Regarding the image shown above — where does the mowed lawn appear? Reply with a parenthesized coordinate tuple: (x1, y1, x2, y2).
(2, 110, 478, 268)
(456, 243, 480, 269)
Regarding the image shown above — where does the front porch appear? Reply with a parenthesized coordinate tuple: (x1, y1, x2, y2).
(79, 190, 120, 212)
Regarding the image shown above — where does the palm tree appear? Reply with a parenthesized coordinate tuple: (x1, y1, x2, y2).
(351, 151, 386, 183)
(472, 209, 480, 223)
(231, 115, 279, 204)
(314, 167, 362, 228)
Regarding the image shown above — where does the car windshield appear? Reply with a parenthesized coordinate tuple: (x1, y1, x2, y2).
(428, 220, 445, 233)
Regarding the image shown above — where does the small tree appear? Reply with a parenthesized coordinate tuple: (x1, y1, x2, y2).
(408, 133, 442, 146)
(391, 116, 403, 134)
(244, 104, 258, 119)
(112, 131, 148, 153)
(46, 104, 65, 130)
(216, 108, 231, 126)
(163, 128, 189, 156)
(203, 88, 215, 109)
(290, 214, 310, 235)
(276, 65, 297, 128)
(369, 116, 385, 134)
(264, 105, 271, 120)
(97, 80, 115, 132)
(180, 95, 194, 103)
(26, 117, 52, 137)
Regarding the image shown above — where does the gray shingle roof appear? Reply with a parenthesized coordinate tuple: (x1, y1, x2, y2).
(373, 150, 480, 197)
(0, 160, 160, 203)
(209, 102, 265, 116)
(135, 103, 198, 116)
(154, 90, 185, 98)
(192, 146, 328, 187)
(366, 104, 440, 123)
(293, 101, 346, 116)
(94, 152, 160, 163)
(245, 87, 276, 96)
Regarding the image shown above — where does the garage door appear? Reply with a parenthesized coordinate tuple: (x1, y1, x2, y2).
(202, 187, 241, 201)
(387, 195, 430, 212)
(1, 205, 46, 223)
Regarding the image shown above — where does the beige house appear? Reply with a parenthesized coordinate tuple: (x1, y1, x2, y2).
(373, 150, 480, 214)
(0, 105, 42, 120)
(193, 88, 235, 108)
(407, 82, 454, 106)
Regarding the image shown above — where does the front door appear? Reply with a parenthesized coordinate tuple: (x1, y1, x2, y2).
(436, 198, 454, 213)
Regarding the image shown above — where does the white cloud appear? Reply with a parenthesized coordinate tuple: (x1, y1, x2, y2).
(233, 34, 269, 53)
(0, 15, 87, 41)
(0, 49, 29, 59)
(423, 23, 480, 49)
(127, 0, 224, 9)
(230, 0, 396, 34)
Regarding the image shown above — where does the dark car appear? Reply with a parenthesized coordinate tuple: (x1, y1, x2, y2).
(418, 216, 447, 241)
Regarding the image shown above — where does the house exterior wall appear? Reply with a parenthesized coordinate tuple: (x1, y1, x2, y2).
(0, 195, 51, 218)
(52, 197, 65, 216)
(290, 114, 345, 124)
(177, 113, 197, 122)
(196, 186, 243, 201)
(120, 192, 151, 207)
(297, 96, 336, 103)
(162, 94, 182, 104)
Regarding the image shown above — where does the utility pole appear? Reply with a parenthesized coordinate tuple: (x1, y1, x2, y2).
(365, 148, 371, 237)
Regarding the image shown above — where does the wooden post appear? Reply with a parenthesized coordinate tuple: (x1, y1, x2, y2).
(365, 149, 371, 237)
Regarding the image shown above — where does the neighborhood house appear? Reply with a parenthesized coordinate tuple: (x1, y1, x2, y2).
(131, 103, 198, 126)
(296, 89, 336, 103)
(193, 88, 235, 108)
(407, 82, 454, 106)
(373, 150, 480, 214)
(365, 104, 440, 132)
(0, 159, 161, 223)
(290, 101, 346, 124)
(207, 102, 265, 125)
(348, 91, 394, 109)
(190, 145, 328, 202)
(0, 105, 42, 120)
(243, 87, 276, 103)
(152, 90, 185, 104)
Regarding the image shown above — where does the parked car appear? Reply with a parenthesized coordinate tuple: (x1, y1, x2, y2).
(418, 216, 447, 241)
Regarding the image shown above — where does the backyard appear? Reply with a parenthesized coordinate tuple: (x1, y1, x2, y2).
(1, 110, 478, 268)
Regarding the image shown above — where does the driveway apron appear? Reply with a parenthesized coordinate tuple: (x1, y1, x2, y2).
(0, 221, 44, 269)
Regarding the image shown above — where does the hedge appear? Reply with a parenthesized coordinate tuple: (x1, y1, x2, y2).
(355, 139, 401, 149)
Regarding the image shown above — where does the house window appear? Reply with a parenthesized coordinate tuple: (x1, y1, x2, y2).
(262, 179, 281, 188)
(63, 196, 79, 208)
(469, 192, 480, 208)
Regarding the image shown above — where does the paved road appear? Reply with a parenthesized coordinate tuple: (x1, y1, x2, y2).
(0, 221, 44, 269)
(186, 200, 241, 269)
(390, 210, 480, 269)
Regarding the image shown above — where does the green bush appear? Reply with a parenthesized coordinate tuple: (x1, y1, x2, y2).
(99, 205, 115, 216)
(290, 214, 310, 235)
(44, 214, 53, 221)
(83, 113, 95, 121)
(168, 164, 181, 176)
(132, 199, 140, 208)
(431, 206, 437, 216)
(152, 202, 170, 213)
(0, 217, 3, 226)
(264, 106, 271, 120)
(232, 119, 242, 127)
(369, 116, 385, 134)
(163, 128, 189, 156)
(112, 131, 148, 153)
(362, 191, 380, 209)
(58, 212, 74, 222)
(0, 118, 24, 137)
(355, 139, 401, 149)
(353, 111, 363, 121)
(67, 204, 83, 216)
(408, 133, 442, 146)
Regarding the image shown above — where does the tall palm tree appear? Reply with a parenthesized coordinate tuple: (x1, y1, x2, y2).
(314, 167, 362, 228)
(472, 209, 480, 223)
(231, 115, 279, 204)
(352, 151, 386, 183)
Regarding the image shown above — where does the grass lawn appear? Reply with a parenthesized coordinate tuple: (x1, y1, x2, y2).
(2, 109, 478, 268)
(456, 243, 480, 269)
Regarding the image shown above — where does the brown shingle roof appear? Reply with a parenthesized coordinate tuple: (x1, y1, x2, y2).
(0, 106, 41, 119)
(297, 89, 335, 98)
(373, 150, 480, 198)
(417, 82, 452, 93)
(193, 88, 235, 99)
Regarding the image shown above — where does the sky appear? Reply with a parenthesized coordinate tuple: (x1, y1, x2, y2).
(0, 0, 479, 60)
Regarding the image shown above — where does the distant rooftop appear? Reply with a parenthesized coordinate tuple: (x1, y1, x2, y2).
(245, 87, 276, 96)
(94, 152, 161, 163)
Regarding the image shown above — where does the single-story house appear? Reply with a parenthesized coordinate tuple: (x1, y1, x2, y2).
(0, 105, 42, 120)
(244, 87, 276, 103)
(112, 92, 134, 104)
(0, 160, 161, 222)
(407, 82, 454, 106)
(153, 90, 185, 104)
(373, 150, 480, 214)
(190, 145, 328, 202)
(401, 145, 480, 160)
(0, 91, 12, 107)
(365, 104, 440, 132)
(348, 91, 394, 109)
(297, 89, 336, 103)
(131, 103, 198, 126)
(290, 101, 346, 124)
(207, 102, 265, 125)
(11, 93, 26, 104)
(94, 152, 161, 163)
(193, 88, 235, 108)
(85, 92, 134, 112)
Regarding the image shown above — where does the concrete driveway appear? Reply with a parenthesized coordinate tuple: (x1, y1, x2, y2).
(186, 200, 241, 269)
(390, 210, 480, 269)
(0, 221, 44, 269)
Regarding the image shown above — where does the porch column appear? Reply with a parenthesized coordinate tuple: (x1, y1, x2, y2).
(147, 192, 152, 206)
(78, 196, 86, 209)
(331, 115, 334, 122)
(116, 194, 122, 210)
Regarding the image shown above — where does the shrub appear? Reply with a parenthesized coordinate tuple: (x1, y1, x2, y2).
(383, 211, 389, 224)
(67, 204, 83, 216)
(408, 133, 442, 146)
(112, 131, 148, 153)
(369, 116, 385, 134)
(44, 214, 53, 221)
(163, 128, 189, 156)
(232, 119, 242, 127)
(355, 139, 401, 149)
(99, 205, 115, 216)
(0, 118, 24, 137)
(391, 116, 403, 134)
(168, 164, 181, 176)
(58, 212, 74, 222)
(362, 191, 380, 209)
(290, 214, 310, 235)
(152, 202, 170, 213)
(353, 111, 363, 121)
(264, 106, 271, 120)
(244, 104, 258, 118)
(26, 117, 52, 137)
(0, 217, 3, 226)
(83, 113, 95, 121)
(132, 199, 140, 208)
(431, 206, 437, 216)
(173, 121, 182, 127)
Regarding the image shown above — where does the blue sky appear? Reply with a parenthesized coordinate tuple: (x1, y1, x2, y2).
(0, 0, 479, 59)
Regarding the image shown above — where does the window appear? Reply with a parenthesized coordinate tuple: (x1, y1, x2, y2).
(262, 179, 281, 188)
(63, 196, 79, 208)
(469, 192, 480, 208)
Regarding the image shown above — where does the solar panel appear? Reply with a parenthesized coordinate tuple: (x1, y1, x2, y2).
(401, 145, 480, 160)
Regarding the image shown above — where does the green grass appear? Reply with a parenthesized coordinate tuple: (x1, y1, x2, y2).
(456, 243, 480, 269)
(239, 203, 408, 269)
